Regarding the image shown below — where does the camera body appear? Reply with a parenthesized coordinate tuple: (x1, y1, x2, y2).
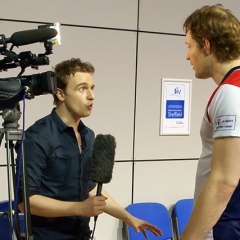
(0, 71, 56, 110)
(0, 23, 60, 111)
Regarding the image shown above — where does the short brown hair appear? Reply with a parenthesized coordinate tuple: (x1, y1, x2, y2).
(53, 58, 95, 105)
(183, 4, 240, 63)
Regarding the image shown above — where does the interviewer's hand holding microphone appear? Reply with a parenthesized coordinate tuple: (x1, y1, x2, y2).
(89, 134, 163, 239)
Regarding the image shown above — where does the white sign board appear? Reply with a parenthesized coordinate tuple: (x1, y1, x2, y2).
(160, 78, 192, 135)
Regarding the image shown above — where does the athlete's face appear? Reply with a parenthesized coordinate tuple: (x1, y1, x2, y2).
(61, 72, 95, 119)
(185, 31, 211, 79)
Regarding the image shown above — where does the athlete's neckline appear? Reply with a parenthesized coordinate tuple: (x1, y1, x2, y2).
(220, 66, 240, 84)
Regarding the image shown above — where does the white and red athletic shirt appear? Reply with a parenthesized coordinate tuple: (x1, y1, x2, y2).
(194, 66, 240, 240)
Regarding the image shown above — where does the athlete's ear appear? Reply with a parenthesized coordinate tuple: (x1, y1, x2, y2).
(203, 38, 211, 55)
(55, 88, 65, 101)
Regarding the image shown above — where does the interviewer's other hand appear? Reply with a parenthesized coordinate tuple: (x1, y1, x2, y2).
(127, 216, 163, 239)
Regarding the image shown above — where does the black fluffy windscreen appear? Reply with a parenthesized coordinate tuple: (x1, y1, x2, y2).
(10, 28, 58, 46)
(90, 134, 116, 184)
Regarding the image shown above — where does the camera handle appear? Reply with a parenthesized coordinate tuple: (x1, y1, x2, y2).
(0, 108, 33, 240)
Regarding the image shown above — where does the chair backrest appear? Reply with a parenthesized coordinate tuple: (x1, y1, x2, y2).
(0, 213, 16, 240)
(125, 202, 172, 240)
(0, 200, 25, 240)
(171, 198, 194, 238)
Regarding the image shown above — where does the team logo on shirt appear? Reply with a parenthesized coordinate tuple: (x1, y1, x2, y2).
(215, 115, 236, 131)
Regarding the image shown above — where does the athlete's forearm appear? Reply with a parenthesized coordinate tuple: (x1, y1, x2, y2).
(180, 178, 235, 240)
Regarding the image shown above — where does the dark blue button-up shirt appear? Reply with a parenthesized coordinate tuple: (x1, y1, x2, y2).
(17, 108, 96, 240)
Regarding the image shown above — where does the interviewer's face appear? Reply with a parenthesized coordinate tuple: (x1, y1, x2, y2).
(63, 72, 95, 119)
(185, 31, 211, 79)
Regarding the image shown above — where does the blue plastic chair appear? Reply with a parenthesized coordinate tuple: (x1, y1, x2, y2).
(125, 202, 173, 240)
(171, 198, 194, 239)
(0, 200, 25, 240)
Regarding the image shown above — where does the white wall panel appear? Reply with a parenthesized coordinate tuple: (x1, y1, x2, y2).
(134, 32, 216, 160)
(139, 0, 240, 34)
(89, 162, 132, 240)
(0, 142, 7, 165)
(133, 160, 198, 209)
(0, 0, 138, 30)
(0, 167, 10, 201)
(0, 21, 137, 161)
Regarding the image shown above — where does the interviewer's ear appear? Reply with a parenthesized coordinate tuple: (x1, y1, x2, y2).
(56, 88, 65, 101)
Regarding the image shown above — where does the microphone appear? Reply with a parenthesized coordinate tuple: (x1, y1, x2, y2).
(91, 134, 116, 196)
(91, 134, 116, 222)
(7, 28, 58, 47)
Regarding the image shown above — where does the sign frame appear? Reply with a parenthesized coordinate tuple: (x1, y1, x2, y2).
(160, 78, 192, 136)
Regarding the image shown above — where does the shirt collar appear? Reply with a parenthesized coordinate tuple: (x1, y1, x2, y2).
(220, 66, 240, 84)
(50, 108, 87, 134)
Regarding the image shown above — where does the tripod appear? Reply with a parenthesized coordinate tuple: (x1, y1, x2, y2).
(0, 106, 33, 240)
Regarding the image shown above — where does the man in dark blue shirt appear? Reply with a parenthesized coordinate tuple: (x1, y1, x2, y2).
(17, 58, 162, 240)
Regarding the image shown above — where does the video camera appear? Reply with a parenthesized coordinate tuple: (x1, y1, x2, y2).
(0, 22, 61, 110)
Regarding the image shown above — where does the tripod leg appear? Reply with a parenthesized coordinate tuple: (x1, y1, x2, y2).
(9, 140, 24, 240)
(5, 138, 15, 238)
(5, 129, 34, 240)
(21, 140, 34, 240)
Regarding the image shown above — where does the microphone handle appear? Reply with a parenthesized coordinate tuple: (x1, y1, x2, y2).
(94, 182, 103, 222)
(96, 182, 103, 196)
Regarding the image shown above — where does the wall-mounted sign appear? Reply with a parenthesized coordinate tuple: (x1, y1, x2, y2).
(160, 78, 192, 135)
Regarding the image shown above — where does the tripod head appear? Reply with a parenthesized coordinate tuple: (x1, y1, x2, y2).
(0, 103, 21, 147)
(1, 104, 21, 129)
